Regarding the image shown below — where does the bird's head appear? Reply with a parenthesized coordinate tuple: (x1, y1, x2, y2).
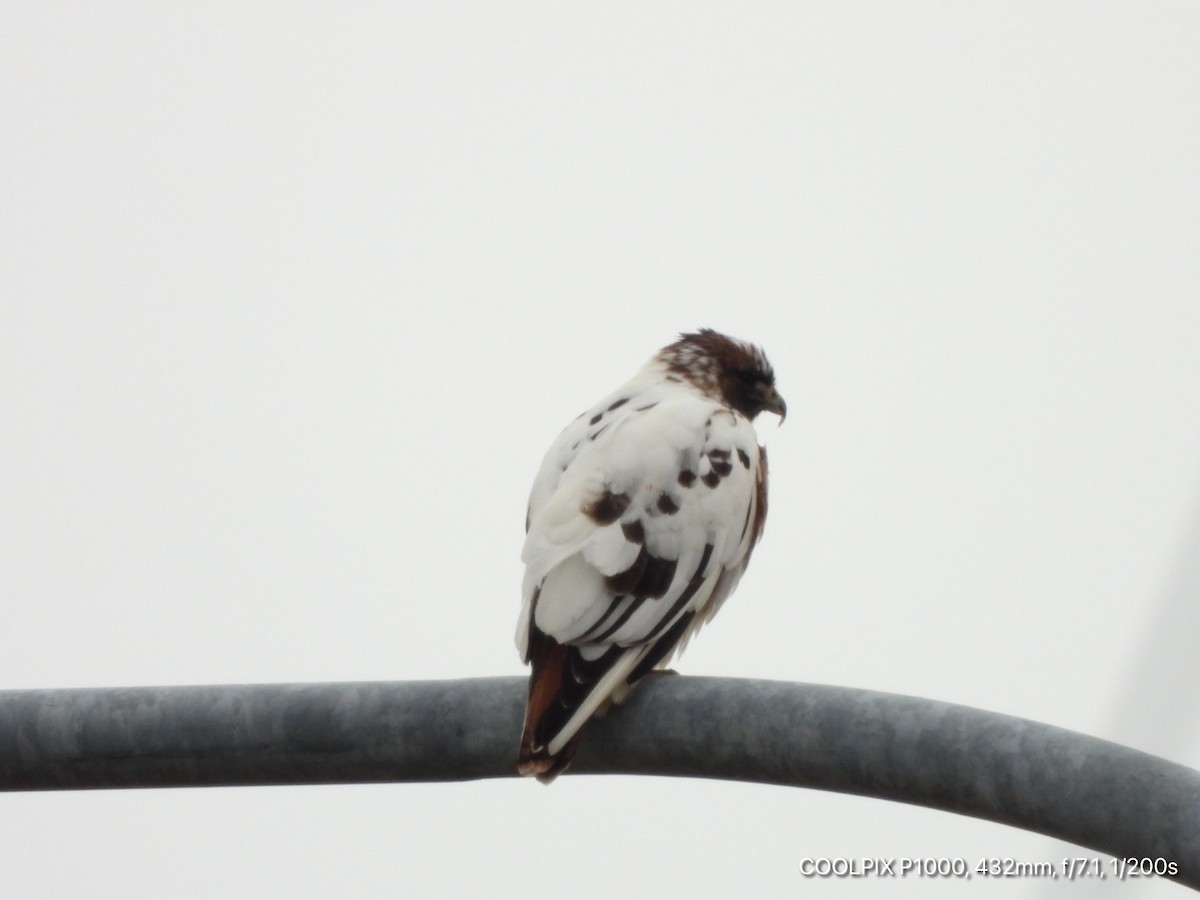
(658, 328, 786, 422)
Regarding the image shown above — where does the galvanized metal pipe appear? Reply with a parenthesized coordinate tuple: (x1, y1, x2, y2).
(0, 677, 1196, 889)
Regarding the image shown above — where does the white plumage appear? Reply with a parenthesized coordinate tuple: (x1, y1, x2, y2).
(516, 329, 784, 781)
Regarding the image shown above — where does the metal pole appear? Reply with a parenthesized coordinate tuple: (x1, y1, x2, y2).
(1, 676, 1196, 889)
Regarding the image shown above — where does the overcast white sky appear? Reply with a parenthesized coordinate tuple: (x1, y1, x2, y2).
(2, 3, 1198, 898)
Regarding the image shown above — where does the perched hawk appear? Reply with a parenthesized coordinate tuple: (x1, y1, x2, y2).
(516, 329, 785, 782)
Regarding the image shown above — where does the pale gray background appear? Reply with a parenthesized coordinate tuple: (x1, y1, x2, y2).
(2, 3, 1197, 898)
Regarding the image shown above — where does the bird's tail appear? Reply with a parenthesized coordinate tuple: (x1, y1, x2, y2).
(518, 615, 696, 783)
(518, 636, 581, 784)
(518, 630, 651, 783)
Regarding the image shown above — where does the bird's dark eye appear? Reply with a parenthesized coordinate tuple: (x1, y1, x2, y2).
(738, 369, 759, 385)
(743, 371, 770, 392)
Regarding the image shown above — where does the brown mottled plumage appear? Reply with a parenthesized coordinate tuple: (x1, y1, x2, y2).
(516, 329, 784, 782)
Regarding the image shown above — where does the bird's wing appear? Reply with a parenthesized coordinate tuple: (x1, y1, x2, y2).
(516, 379, 766, 771)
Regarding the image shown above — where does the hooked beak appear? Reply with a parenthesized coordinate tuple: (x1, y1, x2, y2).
(762, 386, 787, 423)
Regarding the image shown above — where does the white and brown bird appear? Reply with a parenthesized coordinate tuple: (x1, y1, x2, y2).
(516, 329, 785, 781)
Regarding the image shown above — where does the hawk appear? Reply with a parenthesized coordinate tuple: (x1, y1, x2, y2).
(516, 329, 785, 782)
